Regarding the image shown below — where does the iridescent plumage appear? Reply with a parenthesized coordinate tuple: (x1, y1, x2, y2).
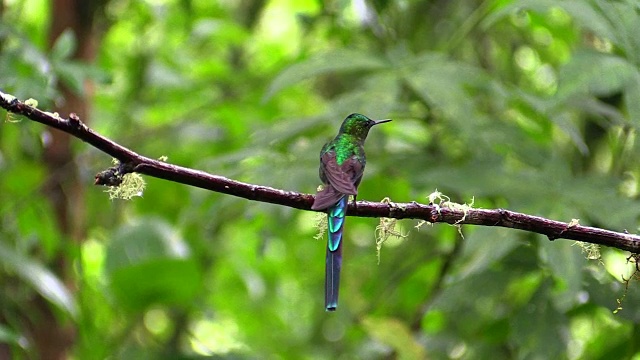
(311, 113, 391, 311)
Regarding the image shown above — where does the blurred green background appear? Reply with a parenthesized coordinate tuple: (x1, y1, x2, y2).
(2, 0, 640, 358)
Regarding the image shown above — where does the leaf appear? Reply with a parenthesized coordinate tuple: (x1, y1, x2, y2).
(484, 0, 617, 43)
(549, 112, 588, 155)
(510, 284, 566, 358)
(109, 258, 201, 312)
(53, 62, 87, 95)
(483, 0, 561, 29)
(590, 0, 640, 58)
(402, 52, 491, 134)
(562, 175, 640, 230)
(457, 228, 520, 279)
(105, 217, 190, 272)
(328, 71, 400, 118)
(361, 316, 427, 360)
(0, 324, 26, 348)
(105, 217, 202, 311)
(624, 71, 640, 126)
(0, 242, 77, 318)
(554, 1, 618, 43)
(556, 50, 636, 100)
(539, 240, 584, 311)
(264, 49, 388, 100)
(50, 28, 77, 60)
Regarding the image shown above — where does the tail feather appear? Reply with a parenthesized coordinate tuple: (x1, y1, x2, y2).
(326, 195, 347, 311)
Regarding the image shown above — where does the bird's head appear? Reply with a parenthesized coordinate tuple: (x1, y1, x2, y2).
(338, 113, 391, 140)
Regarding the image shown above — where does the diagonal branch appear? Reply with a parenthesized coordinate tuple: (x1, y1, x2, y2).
(2, 91, 640, 253)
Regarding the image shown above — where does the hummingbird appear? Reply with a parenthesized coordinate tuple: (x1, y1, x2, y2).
(311, 113, 391, 311)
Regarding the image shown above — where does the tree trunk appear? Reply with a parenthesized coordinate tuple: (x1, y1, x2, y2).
(25, 1, 105, 359)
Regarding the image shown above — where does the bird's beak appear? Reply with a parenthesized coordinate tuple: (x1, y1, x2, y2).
(373, 119, 392, 125)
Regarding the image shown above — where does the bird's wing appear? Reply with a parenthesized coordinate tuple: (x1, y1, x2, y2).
(311, 185, 345, 210)
(319, 151, 361, 195)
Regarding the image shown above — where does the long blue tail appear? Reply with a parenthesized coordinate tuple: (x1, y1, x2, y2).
(326, 195, 347, 311)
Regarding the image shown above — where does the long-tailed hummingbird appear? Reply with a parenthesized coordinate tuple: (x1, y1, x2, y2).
(311, 113, 391, 311)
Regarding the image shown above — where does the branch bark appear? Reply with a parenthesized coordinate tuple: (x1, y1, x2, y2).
(2, 91, 640, 253)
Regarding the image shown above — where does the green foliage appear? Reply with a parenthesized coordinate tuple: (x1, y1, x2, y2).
(0, 242, 77, 318)
(105, 217, 202, 312)
(2, 0, 640, 358)
(265, 48, 388, 99)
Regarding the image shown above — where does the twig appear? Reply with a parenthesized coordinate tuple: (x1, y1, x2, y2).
(2, 91, 640, 253)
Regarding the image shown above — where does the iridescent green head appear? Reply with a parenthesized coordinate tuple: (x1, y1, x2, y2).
(338, 113, 392, 140)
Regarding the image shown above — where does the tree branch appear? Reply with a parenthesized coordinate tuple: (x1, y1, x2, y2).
(2, 91, 640, 253)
